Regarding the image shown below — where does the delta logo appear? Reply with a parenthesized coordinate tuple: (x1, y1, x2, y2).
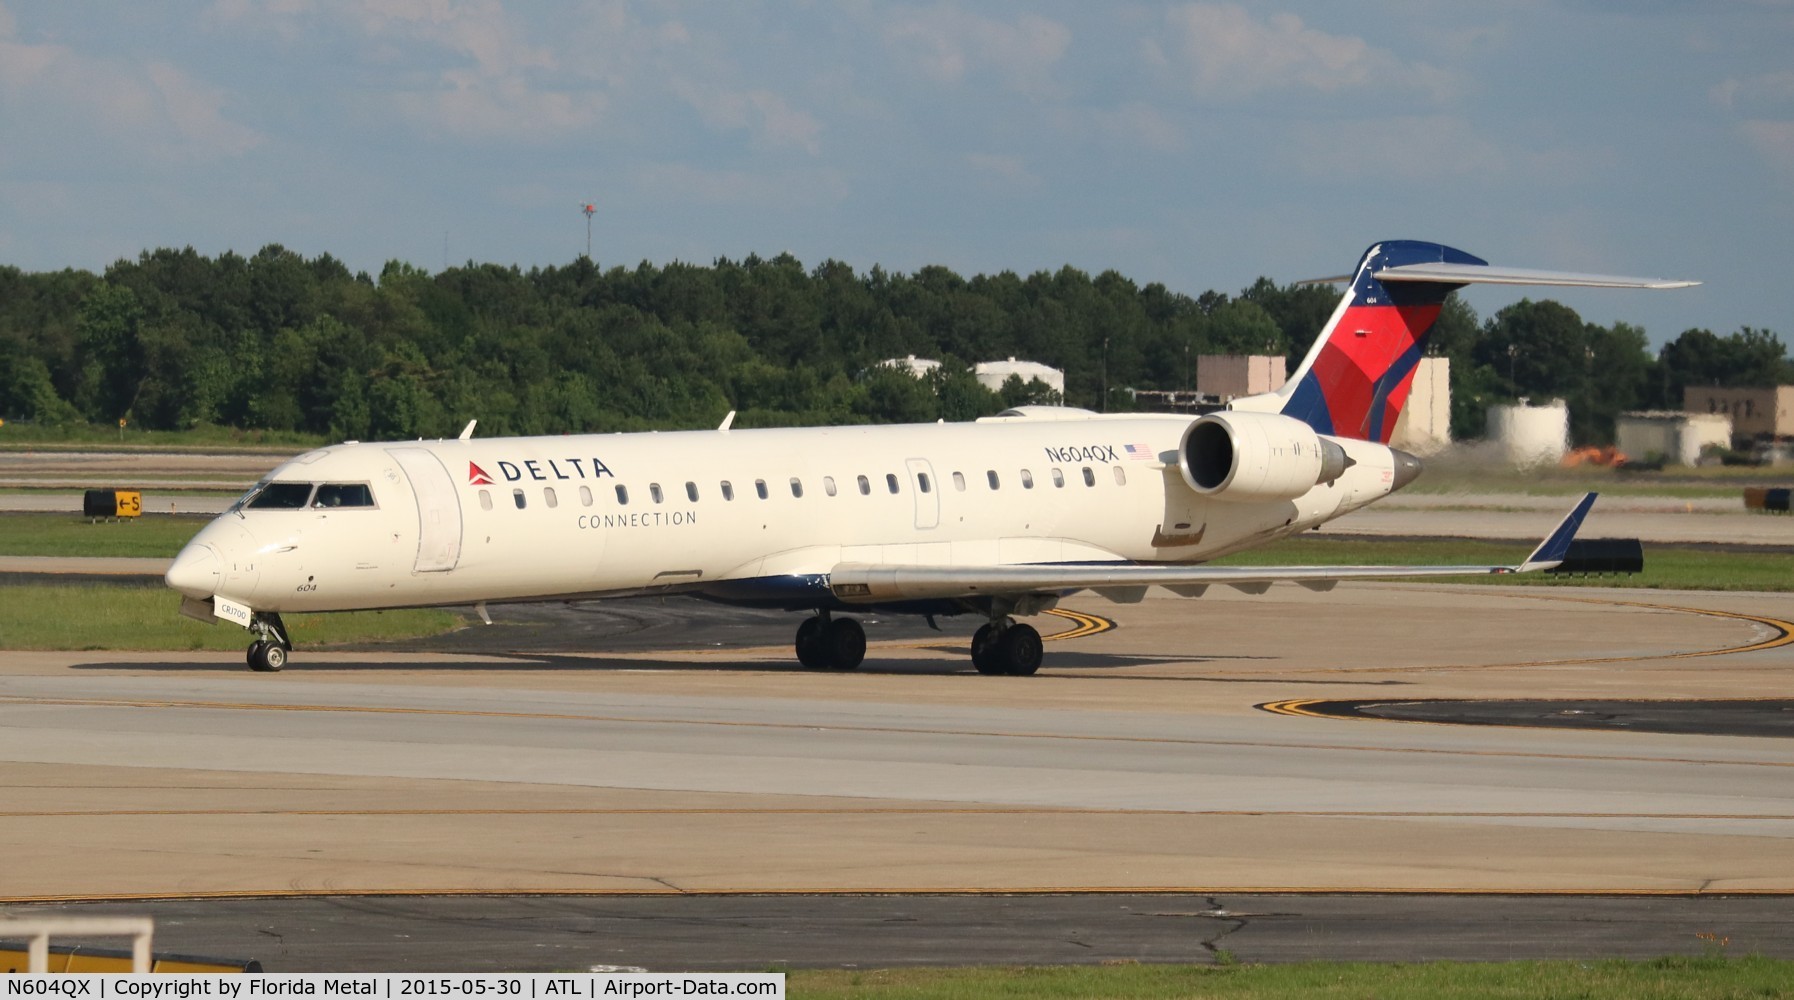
(467, 456, 616, 485)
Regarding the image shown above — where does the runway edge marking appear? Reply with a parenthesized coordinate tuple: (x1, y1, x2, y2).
(6, 886, 1794, 905)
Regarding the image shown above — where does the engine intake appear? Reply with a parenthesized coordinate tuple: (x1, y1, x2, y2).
(1179, 411, 1348, 502)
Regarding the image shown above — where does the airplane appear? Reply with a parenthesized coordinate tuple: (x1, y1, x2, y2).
(164, 240, 1696, 673)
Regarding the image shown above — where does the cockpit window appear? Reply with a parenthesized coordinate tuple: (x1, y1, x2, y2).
(313, 483, 375, 508)
(245, 482, 314, 510)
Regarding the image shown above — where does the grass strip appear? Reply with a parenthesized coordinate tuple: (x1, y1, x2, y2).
(0, 512, 208, 558)
(1213, 535, 1794, 592)
(788, 955, 1794, 999)
(0, 582, 460, 651)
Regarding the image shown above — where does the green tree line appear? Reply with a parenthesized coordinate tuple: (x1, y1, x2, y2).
(0, 245, 1787, 444)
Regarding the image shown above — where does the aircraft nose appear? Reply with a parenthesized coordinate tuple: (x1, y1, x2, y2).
(165, 543, 221, 599)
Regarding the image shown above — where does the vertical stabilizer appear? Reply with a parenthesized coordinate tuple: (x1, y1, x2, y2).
(1275, 240, 1479, 443)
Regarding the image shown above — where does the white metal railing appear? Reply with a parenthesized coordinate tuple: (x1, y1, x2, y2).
(0, 917, 155, 973)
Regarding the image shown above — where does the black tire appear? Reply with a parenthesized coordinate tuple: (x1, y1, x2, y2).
(249, 641, 286, 672)
(246, 640, 266, 667)
(997, 623, 1043, 676)
(824, 617, 866, 670)
(971, 623, 1002, 675)
(795, 616, 828, 669)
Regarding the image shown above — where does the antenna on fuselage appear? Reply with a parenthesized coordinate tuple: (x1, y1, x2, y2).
(458, 419, 477, 441)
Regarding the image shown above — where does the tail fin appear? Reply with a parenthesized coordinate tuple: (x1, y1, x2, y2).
(1270, 240, 1696, 443)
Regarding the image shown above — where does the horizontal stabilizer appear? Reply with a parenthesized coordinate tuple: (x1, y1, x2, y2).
(1372, 262, 1698, 290)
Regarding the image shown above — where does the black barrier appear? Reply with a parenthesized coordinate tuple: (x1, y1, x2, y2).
(81, 489, 141, 518)
(1545, 538, 1644, 576)
(1770, 488, 1792, 513)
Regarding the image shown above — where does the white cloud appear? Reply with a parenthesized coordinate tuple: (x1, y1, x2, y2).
(632, 162, 849, 207)
(885, 5, 1071, 96)
(1157, 4, 1452, 103)
(0, 6, 263, 163)
(673, 81, 823, 155)
(1740, 119, 1794, 174)
(1278, 115, 1504, 181)
(1711, 71, 1794, 112)
(964, 152, 1043, 193)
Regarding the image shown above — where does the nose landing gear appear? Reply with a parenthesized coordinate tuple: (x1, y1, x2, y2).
(246, 612, 292, 672)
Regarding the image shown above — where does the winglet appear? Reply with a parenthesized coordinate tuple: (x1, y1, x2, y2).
(1517, 492, 1598, 572)
(458, 419, 477, 442)
(718, 410, 736, 432)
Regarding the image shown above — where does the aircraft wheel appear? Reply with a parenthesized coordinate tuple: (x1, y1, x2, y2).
(996, 623, 1043, 676)
(249, 641, 286, 672)
(795, 616, 829, 669)
(246, 640, 266, 668)
(823, 617, 865, 670)
(971, 623, 1003, 675)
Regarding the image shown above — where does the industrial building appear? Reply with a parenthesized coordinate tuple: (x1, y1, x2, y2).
(1196, 354, 1286, 398)
(1682, 385, 1794, 442)
(1389, 357, 1452, 455)
(1615, 411, 1733, 466)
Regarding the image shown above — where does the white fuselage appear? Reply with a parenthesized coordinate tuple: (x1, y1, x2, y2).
(167, 413, 1402, 615)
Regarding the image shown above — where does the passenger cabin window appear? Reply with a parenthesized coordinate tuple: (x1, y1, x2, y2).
(721, 481, 735, 501)
(686, 482, 699, 502)
(886, 473, 900, 494)
(755, 479, 769, 500)
(579, 485, 593, 507)
(917, 472, 931, 494)
(857, 475, 870, 496)
(615, 485, 630, 505)
(313, 483, 375, 508)
(478, 489, 493, 511)
(246, 482, 313, 510)
(824, 476, 837, 497)
(512, 488, 527, 510)
(1019, 470, 1034, 489)
(1051, 468, 1065, 488)
(1113, 466, 1127, 485)
(544, 487, 558, 508)
(952, 472, 966, 492)
(986, 470, 1000, 490)
(789, 477, 804, 498)
(1082, 466, 1096, 487)
(650, 483, 664, 504)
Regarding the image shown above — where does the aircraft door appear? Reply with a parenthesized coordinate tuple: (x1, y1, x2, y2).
(905, 457, 940, 530)
(388, 447, 463, 573)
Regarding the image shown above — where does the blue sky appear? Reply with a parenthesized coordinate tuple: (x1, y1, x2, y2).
(1, 1, 1790, 347)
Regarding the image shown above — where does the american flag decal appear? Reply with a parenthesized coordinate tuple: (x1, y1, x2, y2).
(1123, 443, 1154, 461)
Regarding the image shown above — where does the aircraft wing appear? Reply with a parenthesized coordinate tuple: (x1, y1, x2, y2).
(829, 493, 1598, 605)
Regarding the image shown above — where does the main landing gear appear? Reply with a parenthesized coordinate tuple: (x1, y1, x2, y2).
(970, 617, 1043, 676)
(245, 612, 292, 672)
(794, 612, 866, 670)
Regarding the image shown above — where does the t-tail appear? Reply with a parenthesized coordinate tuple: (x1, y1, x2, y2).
(1249, 240, 1698, 443)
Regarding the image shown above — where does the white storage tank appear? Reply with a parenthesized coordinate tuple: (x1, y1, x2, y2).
(973, 357, 1064, 397)
(878, 355, 941, 378)
(1486, 399, 1569, 467)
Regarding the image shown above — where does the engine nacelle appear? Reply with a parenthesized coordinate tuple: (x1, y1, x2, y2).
(1178, 411, 1349, 502)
